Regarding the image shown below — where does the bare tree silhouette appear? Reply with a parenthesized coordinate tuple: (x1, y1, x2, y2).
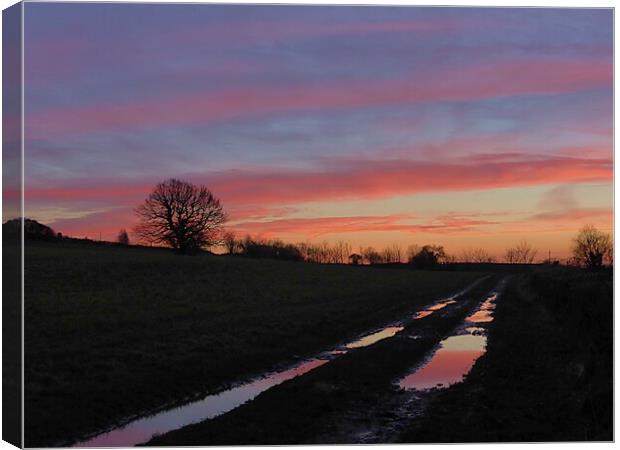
(223, 231, 238, 254)
(460, 247, 494, 263)
(361, 246, 383, 265)
(134, 178, 227, 254)
(505, 240, 538, 263)
(382, 243, 403, 263)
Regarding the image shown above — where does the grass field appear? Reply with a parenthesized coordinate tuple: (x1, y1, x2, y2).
(22, 240, 484, 447)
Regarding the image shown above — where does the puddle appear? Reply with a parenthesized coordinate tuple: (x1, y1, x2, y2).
(414, 299, 457, 319)
(73, 359, 329, 447)
(414, 310, 434, 320)
(465, 293, 496, 323)
(398, 334, 487, 390)
(345, 326, 404, 349)
(72, 278, 487, 447)
(340, 284, 473, 352)
(398, 290, 499, 391)
(428, 299, 457, 311)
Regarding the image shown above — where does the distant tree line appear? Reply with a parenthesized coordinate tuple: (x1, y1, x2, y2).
(223, 233, 353, 264)
(218, 229, 612, 271)
(221, 234, 456, 268)
(7, 178, 612, 271)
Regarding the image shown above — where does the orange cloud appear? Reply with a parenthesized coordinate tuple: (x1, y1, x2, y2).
(527, 207, 612, 228)
(229, 207, 612, 244)
(485, 207, 613, 236)
(230, 214, 415, 238)
(229, 212, 501, 239)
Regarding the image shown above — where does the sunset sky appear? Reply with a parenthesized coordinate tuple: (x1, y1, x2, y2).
(19, 4, 612, 259)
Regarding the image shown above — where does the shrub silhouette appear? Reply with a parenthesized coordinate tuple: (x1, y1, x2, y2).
(408, 245, 446, 269)
(117, 229, 130, 246)
(3, 218, 56, 240)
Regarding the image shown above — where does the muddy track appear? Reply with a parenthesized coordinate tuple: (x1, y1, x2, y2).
(316, 277, 508, 444)
(70, 276, 488, 447)
(147, 275, 502, 446)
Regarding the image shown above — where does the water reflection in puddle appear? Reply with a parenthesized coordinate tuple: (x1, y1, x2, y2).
(465, 293, 496, 323)
(347, 281, 479, 349)
(398, 290, 499, 391)
(74, 318, 411, 446)
(74, 318, 416, 446)
(345, 326, 404, 349)
(414, 299, 457, 319)
(74, 359, 329, 447)
(398, 334, 487, 390)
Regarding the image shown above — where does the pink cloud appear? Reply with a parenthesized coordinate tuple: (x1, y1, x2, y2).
(26, 58, 612, 138)
(209, 154, 611, 208)
(24, 184, 150, 202)
(21, 153, 611, 213)
(48, 208, 137, 241)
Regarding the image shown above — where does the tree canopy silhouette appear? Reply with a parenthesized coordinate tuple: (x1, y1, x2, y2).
(117, 229, 130, 245)
(572, 225, 612, 269)
(134, 178, 227, 254)
(408, 245, 446, 269)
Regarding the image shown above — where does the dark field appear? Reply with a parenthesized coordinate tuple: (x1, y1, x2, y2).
(22, 240, 483, 447)
(147, 267, 613, 445)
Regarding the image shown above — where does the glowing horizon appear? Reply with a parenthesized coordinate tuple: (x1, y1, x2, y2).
(15, 5, 613, 260)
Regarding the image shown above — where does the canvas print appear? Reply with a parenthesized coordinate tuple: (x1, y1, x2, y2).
(2, 2, 613, 447)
